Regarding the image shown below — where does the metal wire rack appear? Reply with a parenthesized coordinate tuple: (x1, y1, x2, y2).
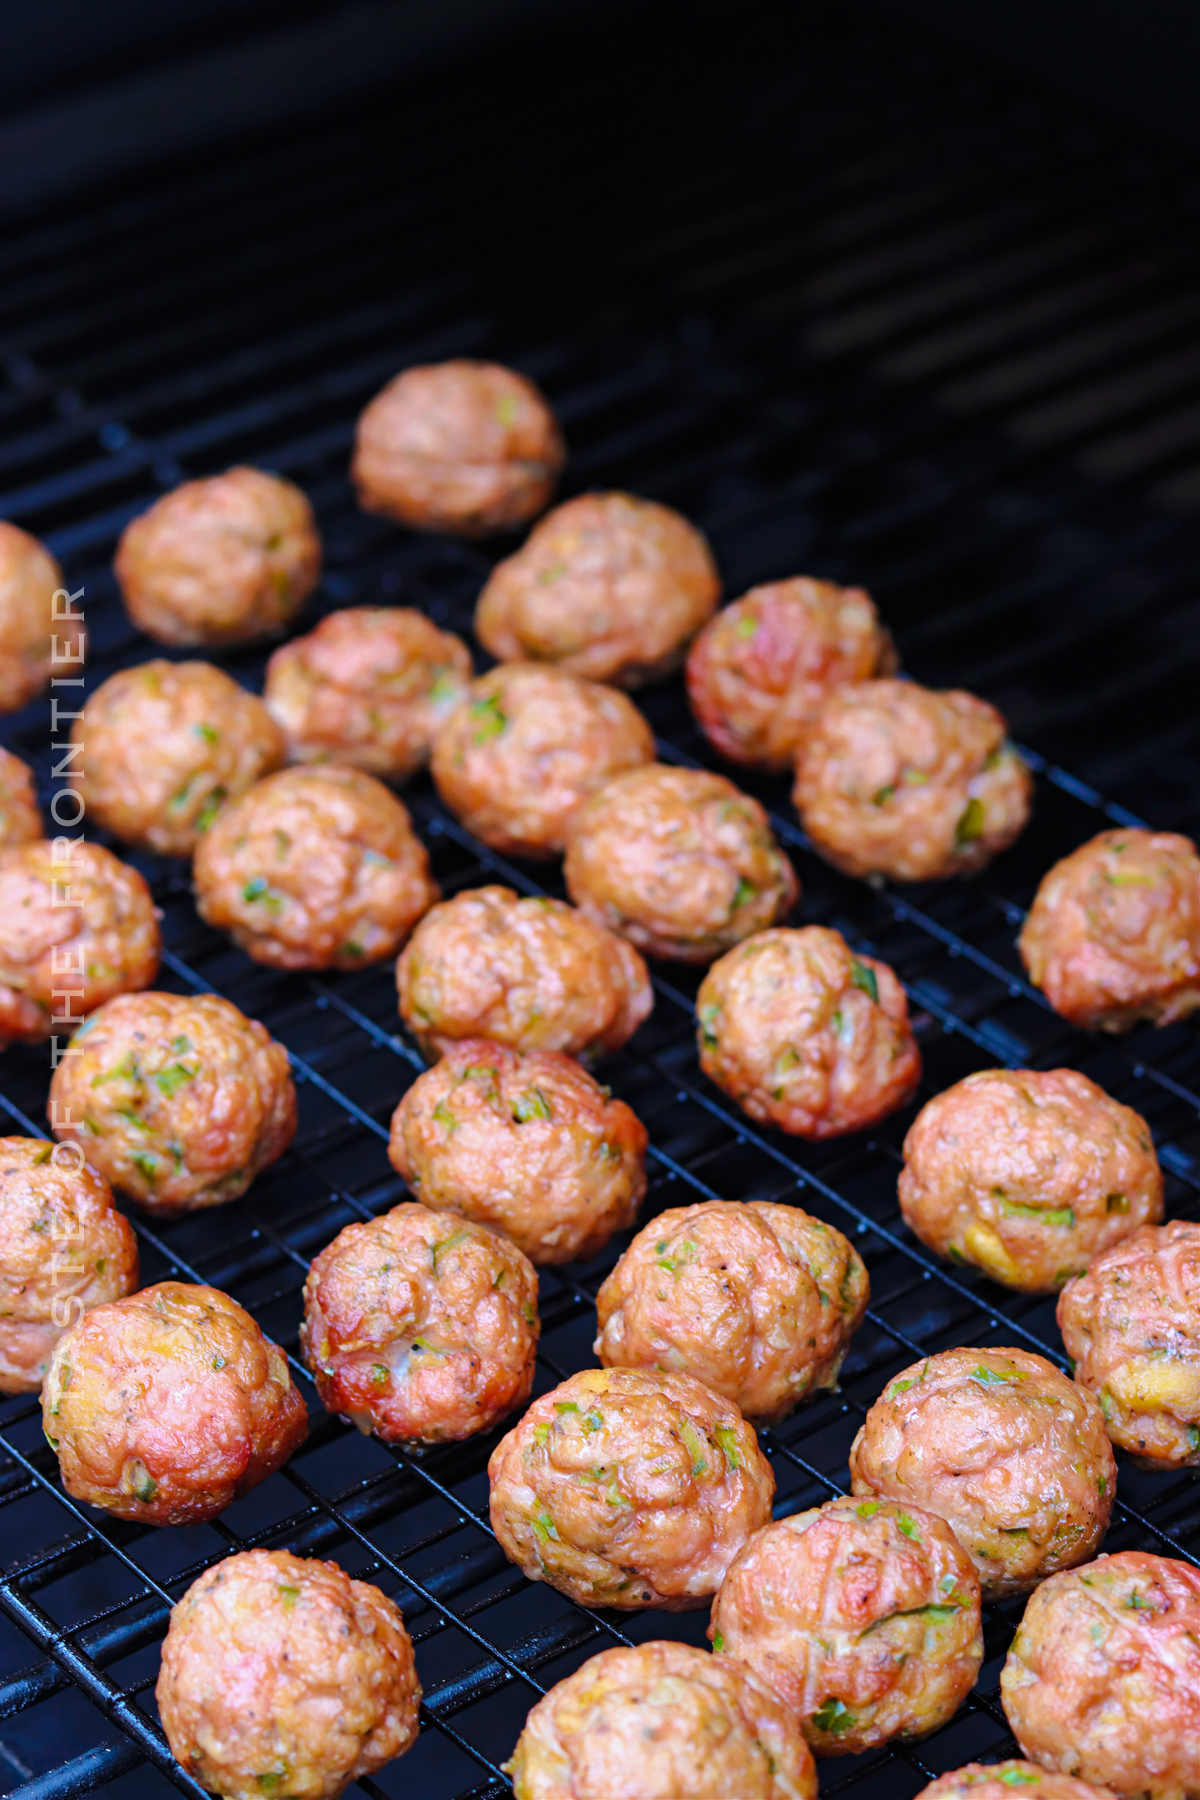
(1, 3, 1198, 1795)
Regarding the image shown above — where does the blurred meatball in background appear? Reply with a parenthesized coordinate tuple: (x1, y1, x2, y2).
(0, 747, 43, 849)
(0, 522, 82, 715)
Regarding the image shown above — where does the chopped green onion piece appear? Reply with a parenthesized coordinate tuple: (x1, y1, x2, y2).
(1000, 1199, 1075, 1228)
(512, 1087, 552, 1123)
(812, 1698, 856, 1736)
(848, 956, 878, 1003)
(954, 796, 986, 849)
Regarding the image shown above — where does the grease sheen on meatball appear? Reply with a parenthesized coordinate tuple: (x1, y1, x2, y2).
(898, 1069, 1163, 1293)
(431, 663, 655, 858)
(0, 747, 42, 848)
(43, 1281, 308, 1524)
(0, 521, 83, 714)
(396, 886, 652, 1063)
(489, 1366, 774, 1609)
(504, 1640, 817, 1800)
(1019, 829, 1200, 1033)
(388, 1039, 647, 1265)
(1001, 1551, 1200, 1800)
(915, 1763, 1117, 1800)
(595, 1200, 868, 1425)
(849, 1346, 1115, 1599)
(476, 491, 720, 688)
(158, 1549, 420, 1800)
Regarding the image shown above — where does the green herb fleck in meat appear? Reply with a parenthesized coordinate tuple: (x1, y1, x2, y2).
(848, 956, 878, 1003)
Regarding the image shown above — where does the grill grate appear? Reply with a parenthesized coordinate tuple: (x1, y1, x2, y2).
(1, 3, 1198, 1794)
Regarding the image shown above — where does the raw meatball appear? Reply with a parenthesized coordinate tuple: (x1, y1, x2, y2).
(897, 1069, 1163, 1293)
(696, 926, 921, 1138)
(74, 660, 285, 856)
(686, 577, 897, 772)
(503, 1639, 817, 1800)
(0, 522, 83, 714)
(594, 1200, 868, 1425)
(388, 1039, 647, 1265)
(158, 1549, 420, 1800)
(264, 605, 471, 782)
(193, 764, 438, 970)
(352, 358, 564, 535)
(475, 491, 720, 688)
(0, 747, 42, 848)
(0, 1138, 138, 1393)
(1001, 1551, 1200, 1800)
(300, 1201, 538, 1443)
(710, 1496, 982, 1757)
(1058, 1221, 1200, 1469)
(916, 1764, 1117, 1800)
(395, 886, 652, 1062)
(793, 679, 1033, 882)
(564, 765, 799, 963)
(430, 663, 655, 859)
(115, 467, 321, 647)
(49, 991, 296, 1214)
(43, 1281, 307, 1524)
(0, 841, 160, 1047)
(488, 1366, 774, 1609)
(1019, 829, 1200, 1032)
(849, 1346, 1115, 1599)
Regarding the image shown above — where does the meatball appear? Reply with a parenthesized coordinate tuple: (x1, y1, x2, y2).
(300, 1201, 538, 1444)
(193, 764, 438, 970)
(594, 1200, 868, 1425)
(849, 1346, 1115, 1599)
(696, 926, 921, 1139)
(75, 660, 285, 857)
(430, 663, 655, 859)
(158, 1549, 420, 1800)
(351, 358, 564, 535)
(1058, 1221, 1200, 1470)
(0, 521, 83, 714)
(488, 1366, 774, 1609)
(687, 577, 897, 772)
(1001, 1551, 1200, 1800)
(504, 1640, 817, 1800)
(396, 885, 652, 1063)
(710, 1496, 982, 1757)
(115, 467, 321, 648)
(0, 841, 160, 1047)
(897, 1069, 1163, 1294)
(565, 765, 799, 963)
(0, 1137, 138, 1393)
(793, 679, 1033, 882)
(50, 991, 296, 1214)
(0, 747, 42, 848)
(475, 491, 720, 689)
(1019, 828, 1200, 1033)
(263, 605, 471, 782)
(43, 1281, 307, 1524)
(388, 1038, 647, 1265)
(915, 1764, 1117, 1800)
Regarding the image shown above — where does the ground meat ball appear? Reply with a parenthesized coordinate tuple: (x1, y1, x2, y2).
(388, 1039, 647, 1265)
(849, 1346, 1115, 1600)
(0, 1138, 138, 1393)
(1058, 1222, 1200, 1470)
(50, 991, 296, 1214)
(396, 886, 652, 1062)
(430, 663, 655, 859)
(489, 1366, 774, 1609)
(897, 1069, 1163, 1294)
(504, 1639, 817, 1800)
(43, 1281, 307, 1524)
(594, 1200, 868, 1425)
(352, 359, 564, 535)
(1001, 1551, 1200, 1800)
(0, 522, 83, 714)
(75, 660, 285, 857)
(264, 605, 472, 782)
(915, 1764, 1117, 1800)
(711, 1496, 982, 1757)
(475, 492, 721, 688)
(0, 748, 42, 848)
(687, 578, 897, 772)
(300, 1202, 538, 1444)
(565, 765, 799, 963)
(193, 765, 438, 970)
(158, 1549, 420, 1800)
(115, 467, 321, 648)
(696, 926, 921, 1139)
(0, 841, 160, 1047)
(1019, 829, 1200, 1033)
(793, 680, 1033, 882)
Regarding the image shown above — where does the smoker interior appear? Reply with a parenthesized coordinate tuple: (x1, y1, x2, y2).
(1, 3, 1199, 1795)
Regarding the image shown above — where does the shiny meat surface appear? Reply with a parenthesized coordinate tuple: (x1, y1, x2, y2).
(915, 1764, 1118, 1800)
